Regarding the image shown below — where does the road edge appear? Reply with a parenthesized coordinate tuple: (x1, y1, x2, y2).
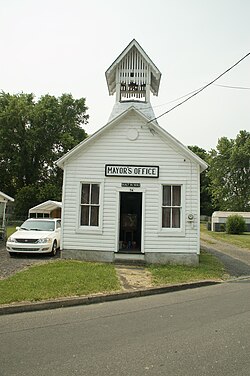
(0, 280, 220, 315)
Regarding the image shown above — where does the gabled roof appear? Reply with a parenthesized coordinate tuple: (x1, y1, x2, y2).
(105, 39, 161, 96)
(0, 191, 14, 202)
(56, 106, 208, 172)
(29, 200, 62, 214)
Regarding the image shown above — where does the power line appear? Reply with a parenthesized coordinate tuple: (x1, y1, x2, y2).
(213, 83, 250, 90)
(154, 86, 204, 107)
(149, 82, 250, 111)
(138, 86, 203, 111)
(148, 52, 250, 123)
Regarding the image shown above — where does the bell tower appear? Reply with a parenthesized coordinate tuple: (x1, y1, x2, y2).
(105, 39, 161, 105)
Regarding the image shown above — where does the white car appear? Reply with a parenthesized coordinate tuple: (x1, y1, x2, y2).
(6, 218, 61, 257)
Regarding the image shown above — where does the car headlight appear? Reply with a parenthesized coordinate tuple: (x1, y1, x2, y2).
(36, 238, 52, 244)
(8, 236, 17, 243)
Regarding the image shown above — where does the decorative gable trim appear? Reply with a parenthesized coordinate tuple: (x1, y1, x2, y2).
(105, 39, 161, 97)
(56, 106, 207, 172)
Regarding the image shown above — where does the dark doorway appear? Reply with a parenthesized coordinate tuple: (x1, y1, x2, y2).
(119, 192, 142, 253)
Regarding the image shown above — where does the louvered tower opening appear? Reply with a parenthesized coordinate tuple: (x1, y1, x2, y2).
(106, 40, 161, 107)
(118, 46, 149, 102)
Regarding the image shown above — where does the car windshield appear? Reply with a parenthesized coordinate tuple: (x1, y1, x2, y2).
(20, 220, 55, 232)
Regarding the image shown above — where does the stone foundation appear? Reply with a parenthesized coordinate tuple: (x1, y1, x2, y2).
(145, 252, 199, 265)
(61, 249, 199, 265)
(61, 249, 114, 263)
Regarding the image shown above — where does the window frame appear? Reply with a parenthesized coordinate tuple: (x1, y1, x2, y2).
(77, 180, 103, 234)
(158, 183, 185, 237)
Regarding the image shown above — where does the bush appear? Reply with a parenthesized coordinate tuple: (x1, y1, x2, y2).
(225, 215, 246, 234)
(219, 223, 225, 232)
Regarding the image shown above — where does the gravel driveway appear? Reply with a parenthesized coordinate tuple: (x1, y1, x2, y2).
(0, 243, 60, 279)
(200, 233, 250, 277)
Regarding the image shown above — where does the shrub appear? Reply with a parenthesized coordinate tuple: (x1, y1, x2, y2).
(225, 215, 246, 234)
(219, 223, 225, 232)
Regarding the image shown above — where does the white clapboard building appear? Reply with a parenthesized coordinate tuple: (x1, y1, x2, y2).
(57, 39, 207, 265)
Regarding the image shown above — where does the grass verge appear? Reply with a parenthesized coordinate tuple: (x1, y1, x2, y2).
(147, 251, 227, 286)
(0, 260, 121, 305)
(6, 226, 16, 238)
(0, 251, 226, 305)
(200, 223, 250, 249)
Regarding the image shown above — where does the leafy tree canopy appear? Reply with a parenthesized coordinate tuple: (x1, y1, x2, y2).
(0, 91, 89, 217)
(208, 130, 250, 211)
(188, 145, 214, 216)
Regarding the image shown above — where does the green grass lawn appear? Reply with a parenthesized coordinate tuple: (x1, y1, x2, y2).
(148, 251, 227, 286)
(6, 223, 26, 238)
(0, 260, 121, 305)
(6, 226, 18, 238)
(1, 223, 232, 305)
(0, 251, 226, 305)
(200, 223, 250, 249)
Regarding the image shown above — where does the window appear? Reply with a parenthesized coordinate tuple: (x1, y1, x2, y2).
(80, 183, 100, 226)
(29, 213, 49, 218)
(162, 185, 181, 228)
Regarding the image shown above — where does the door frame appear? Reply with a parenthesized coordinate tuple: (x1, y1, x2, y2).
(115, 187, 145, 253)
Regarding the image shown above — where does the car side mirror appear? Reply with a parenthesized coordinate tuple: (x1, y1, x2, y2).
(16, 226, 20, 230)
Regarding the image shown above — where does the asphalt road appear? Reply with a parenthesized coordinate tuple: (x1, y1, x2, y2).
(1, 280, 249, 376)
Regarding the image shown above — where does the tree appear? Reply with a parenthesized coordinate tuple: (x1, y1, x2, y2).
(14, 183, 63, 219)
(188, 145, 215, 216)
(0, 92, 89, 216)
(208, 130, 250, 211)
(13, 185, 40, 220)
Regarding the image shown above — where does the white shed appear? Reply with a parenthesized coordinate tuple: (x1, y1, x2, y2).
(212, 211, 250, 232)
(57, 40, 207, 265)
(28, 200, 62, 218)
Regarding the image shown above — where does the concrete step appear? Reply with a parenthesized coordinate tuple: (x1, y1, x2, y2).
(114, 252, 146, 266)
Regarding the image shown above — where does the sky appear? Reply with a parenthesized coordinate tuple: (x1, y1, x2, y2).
(1, 0, 249, 151)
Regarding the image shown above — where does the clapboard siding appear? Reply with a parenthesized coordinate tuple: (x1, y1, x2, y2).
(61, 111, 200, 254)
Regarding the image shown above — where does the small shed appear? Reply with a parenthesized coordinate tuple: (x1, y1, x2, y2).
(0, 191, 14, 240)
(28, 200, 62, 218)
(212, 211, 250, 232)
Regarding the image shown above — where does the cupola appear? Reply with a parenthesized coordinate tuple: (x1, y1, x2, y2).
(105, 39, 161, 104)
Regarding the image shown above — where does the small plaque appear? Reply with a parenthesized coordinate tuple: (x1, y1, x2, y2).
(121, 183, 141, 188)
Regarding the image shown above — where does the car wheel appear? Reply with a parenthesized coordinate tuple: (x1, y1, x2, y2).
(50, 241, 57, 257)
(9, 252, 15, 257)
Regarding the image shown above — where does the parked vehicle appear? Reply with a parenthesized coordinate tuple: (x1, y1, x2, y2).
(6, 218, 61, 257)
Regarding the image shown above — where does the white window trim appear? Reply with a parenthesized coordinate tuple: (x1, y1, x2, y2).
(158, 182, 186, 237)
(76, 179, 104, 234)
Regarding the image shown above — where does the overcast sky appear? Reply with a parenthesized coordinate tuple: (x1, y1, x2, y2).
(1, 0, 249, 150)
